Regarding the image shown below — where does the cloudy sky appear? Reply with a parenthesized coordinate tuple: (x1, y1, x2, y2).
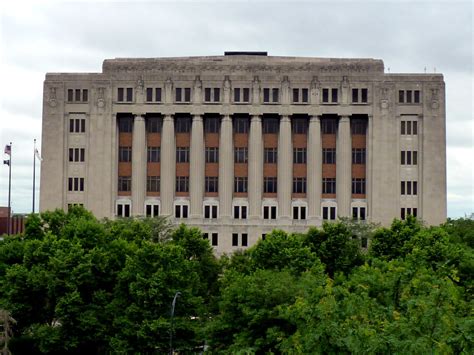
(0, 0, 472, 218)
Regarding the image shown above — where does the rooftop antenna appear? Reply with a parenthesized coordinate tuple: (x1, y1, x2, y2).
(424, 67, 427, 73)
(387, 67, 390, 73)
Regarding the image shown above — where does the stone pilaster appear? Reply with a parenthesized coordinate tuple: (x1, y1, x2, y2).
(366, 115, 373, 219)
(248, 115, 263, 218)
(160, 115, 175, 215)
(131, 114, 146, 216)
(278, 115, 292, 218)
(308, 115, 322, 219)
(190, 115, 205, 217)
(336, 115, 352, 217)
(219, 115, 233, 218)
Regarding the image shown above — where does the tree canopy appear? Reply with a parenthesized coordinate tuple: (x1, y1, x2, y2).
(0, 208, 472, 353)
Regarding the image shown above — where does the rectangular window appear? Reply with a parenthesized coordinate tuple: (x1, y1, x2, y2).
(352, 178, 366, 194)
(118, 176, 131, 192)
(323, 148, 336, 164)
(118, 88, 124, 102)
(413, 121, 418, 135)
(184, 88, 191, 102)
(414, 90, 420, 103)
(232, 233, 238, 246)
(69, 148, 85, 162)
(360, 207, 366, 220)
(293, 178, 307, 193)
(331, 88, 338, 103)
(175, 204, 189, 218)
(293, 88, 299, 103)
(413, 181, 418, 195)
(67, 89, 74, 102)
(75, 89, 81, 102)
(352, 207, 358, 220)
(352, 88, 358, 103)
(322, 206, 337, 220)
(401, 121, 406, 135)
(264, 148, 277, 164)
(352, 148, 366, 164)
(214, 88, 220, 102)
(212, 233, 218, 246)
(291, 205, 307, 220)
(119, 147, 132, 162)
(322, 88, 329, 103)
(413, 151, 418, 165)
(321, 118, 337, 134)
(176, 147, 190, 163)
(242, 88, 250, 102)
(68, 177, 85, 192)
(176, 176, 189, 192)
(234, 117, 249, 133)
(205, 88, 211, 102)
(322, 178, 336, 194)
(233, 205, 247, 219)
(145, 204, 160, 217)
(205, 147, 219, 163)
(234, 147, 248, 163)
(146, 117, 162, 133)
(263, 177, 277, 193)
(156, 88, 162, 102)
(401, 151, 406, 165)
(69, 118, 86, 133)
(126, 88, 133, 102)
(147, 147, 160, 162)
(406, 90, 412, 103)
(205, 117, 219, 133)
(118, 117, 132, 133)
(241, 233, 248, 247)
(361, 88, 368, 103)
(175, 117, 191, 133)
(205, 176, 218, 193)
(399, 90, 405, 103)
(292, 118, 307, 134)
(302, 88, 309, 103)
(351, 119, 366, 135)
(146, 88, 153, 102)
(175, 88, 182, 102)
(204, 205, 218, 219)
(293, 148, 307, 164)
(234, 88, 240, 102)
(147, 176, 160, 192)
(263, 205, 277, 220)
(82, 89, 88, 102)
(263, 88, 270, 103)
(272, 88, 279, 102)
(234, 177, 248, 193)
(263, 118, 279, 134)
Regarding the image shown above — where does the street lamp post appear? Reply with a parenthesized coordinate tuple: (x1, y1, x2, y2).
(169, 291, 181, 355)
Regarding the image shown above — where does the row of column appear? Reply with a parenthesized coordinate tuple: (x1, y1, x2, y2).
(128, 114, 354, 220)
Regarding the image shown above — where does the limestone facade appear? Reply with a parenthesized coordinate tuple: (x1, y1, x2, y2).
(40, 54, 446, 254)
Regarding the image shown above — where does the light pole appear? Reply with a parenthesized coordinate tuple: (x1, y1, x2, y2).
(169, 291, 181, 355)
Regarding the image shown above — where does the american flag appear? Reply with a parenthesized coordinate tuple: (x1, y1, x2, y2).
(4, 145, 11, 155)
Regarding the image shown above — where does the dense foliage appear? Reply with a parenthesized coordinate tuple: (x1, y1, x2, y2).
(0, 208, 472, 354)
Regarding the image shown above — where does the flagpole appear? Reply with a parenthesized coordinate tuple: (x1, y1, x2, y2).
(33, 139, 36, 213)
(7, 142, 12, 235)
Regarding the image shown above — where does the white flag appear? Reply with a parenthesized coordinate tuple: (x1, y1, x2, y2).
(35, 148, 43, 161)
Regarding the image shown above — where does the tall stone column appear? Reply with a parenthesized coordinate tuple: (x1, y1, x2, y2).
(308, 115, 322, 219)
(160, 115, 175, 216)
(190, 115, 205, 217)
(248, 115, 263, 218)
(336, 115, 352, 217)
(278, 115, 292, 219)
(132, 114, 146, 215)
(219, 115, 233, 218)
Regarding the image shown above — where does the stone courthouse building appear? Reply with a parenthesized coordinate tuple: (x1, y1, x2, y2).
(40, 52, 446, 253)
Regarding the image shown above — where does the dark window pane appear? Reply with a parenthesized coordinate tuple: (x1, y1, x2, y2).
(75, 89, 81, 101)
(68, 89, 73, 102)
(272, 88, 279, 102)
(156, 88, 162, 102)
(146, 88, 153, 102)
(293, 88, 299, 102)
(234, 88, 240, 102)
(322, 88, 329, 102)
(82, 89, 88, 102)
(184, 88, 191, 102)
(352, 88, 358, 103)
(243, 88, 250, 102)
(126, 88, 133, 102)
(361, 88, 368, 102)
(331, 89, 338, 102)
(263, 88, 270, 103)
(302, 88, 308, 102)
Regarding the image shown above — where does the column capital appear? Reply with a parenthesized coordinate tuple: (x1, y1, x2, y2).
(221, 114, 232, 122)
(163, 114, 173, 122)
(339, 115, 350, 123)
(133, 114, 145, 120)
(251, 115, 261, 123)
(309, 115, 321, 123)
(280, 115, 290, 122)
(192, 114, 203, 122)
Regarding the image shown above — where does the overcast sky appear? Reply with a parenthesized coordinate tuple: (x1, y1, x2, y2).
(0, 0, 472, 218)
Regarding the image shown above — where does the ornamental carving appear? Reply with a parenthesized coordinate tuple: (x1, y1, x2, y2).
(48, 87, 57, 107)
(97, 87, 105, 108)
